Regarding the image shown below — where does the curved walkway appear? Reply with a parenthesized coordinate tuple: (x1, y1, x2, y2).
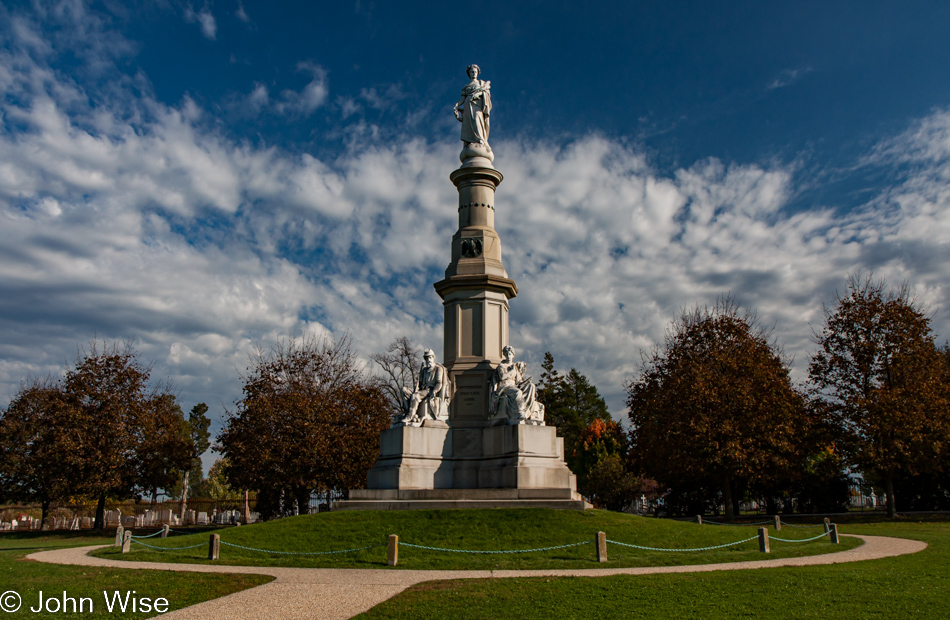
(27, 535, 926, 620)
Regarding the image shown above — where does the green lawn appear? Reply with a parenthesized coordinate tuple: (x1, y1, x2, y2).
(93, 509, 857, 570)
(0, 531, 272, 618)
(357, 521, 947, 619)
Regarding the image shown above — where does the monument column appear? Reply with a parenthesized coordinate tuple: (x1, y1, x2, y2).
(434, 165, 517, 428)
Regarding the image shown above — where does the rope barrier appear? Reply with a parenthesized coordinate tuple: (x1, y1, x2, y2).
(218, 541, 385, 556)
(399, 541, 590, 554)
(703, 520, 773, 526)
(606, 536, 758, 552)
(769, 531, 831, 543)
(130, 539, 207, 551)
(129, 530, 165, 539)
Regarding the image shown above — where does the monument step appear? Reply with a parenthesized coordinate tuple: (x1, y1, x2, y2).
(350, 487, 580, 501)
(332, 498, 591, 511)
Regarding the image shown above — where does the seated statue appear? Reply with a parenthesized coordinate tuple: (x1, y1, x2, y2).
(488, 345, 545, 425)
(396, 348, 450, 427)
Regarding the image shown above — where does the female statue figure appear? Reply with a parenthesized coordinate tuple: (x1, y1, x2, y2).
(454, 64, 493, 162)
(489, 346, 545, 425)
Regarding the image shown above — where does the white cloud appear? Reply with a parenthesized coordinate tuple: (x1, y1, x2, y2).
(235, 1, 250, 24)
(234, 63, 329, 118)
(272, 62, 328, 116)
(767, 67, 813, 91)
(2, 6, 950, 425)
(184, 5, 217, 41)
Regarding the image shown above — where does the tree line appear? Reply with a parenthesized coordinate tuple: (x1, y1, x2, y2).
(2, 274, 948, 523)
(0, 342, 211, 527)
(626, 275, 950, 519)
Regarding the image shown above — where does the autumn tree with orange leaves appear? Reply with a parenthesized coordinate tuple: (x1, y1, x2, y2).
(217, 335, 390, 516)
(809, 275, 950, 517)
(626, 298, 807, 521)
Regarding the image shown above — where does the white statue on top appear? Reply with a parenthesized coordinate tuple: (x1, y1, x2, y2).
(396, 348, 450, 427)
(454, 64, 494, 164)
(489, 345, 545, 425)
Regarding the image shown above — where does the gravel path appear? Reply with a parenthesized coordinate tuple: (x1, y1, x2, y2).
(27, 534, 926, 619)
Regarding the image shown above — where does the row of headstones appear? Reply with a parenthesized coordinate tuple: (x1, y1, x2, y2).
(213, 509, 261, 525)
(0, 515, 43, 530)
(1, 509, 260, 531)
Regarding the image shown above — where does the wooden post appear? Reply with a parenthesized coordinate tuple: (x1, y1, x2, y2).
(114, 525, 124, 548)
(121, 530, 131, 554)
(388, 534, 399, 567)
(161, 524, 169, 538)
(758, 527, 770, 553)
(774, 515, 781, 531)
(823, 517, 830, 532)
(596, 531, 607, 563)
(829, 523, 839, 544)
(696, 515, 703, 525)
(209, 533, 220, 561)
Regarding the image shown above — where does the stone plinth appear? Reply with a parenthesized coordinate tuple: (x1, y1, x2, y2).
(334, 424, 587, 511)
(366, 423, 453, 490)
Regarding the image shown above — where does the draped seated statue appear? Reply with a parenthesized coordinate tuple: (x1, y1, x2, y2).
(489, 345, 545, 425)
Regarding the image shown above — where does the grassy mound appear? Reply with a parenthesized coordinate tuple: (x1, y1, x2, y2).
(93, 509, 858, 570)
(361, 521, 946, 619)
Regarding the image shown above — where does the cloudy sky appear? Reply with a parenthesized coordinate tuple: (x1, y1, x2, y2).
(2, 1, 950, 446)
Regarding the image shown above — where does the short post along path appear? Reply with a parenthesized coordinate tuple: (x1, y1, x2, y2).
(28, 535, 926, 620)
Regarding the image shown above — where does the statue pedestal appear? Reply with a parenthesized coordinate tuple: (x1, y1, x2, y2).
(366, 424, 453, 490)
(335, 424, 587, 510)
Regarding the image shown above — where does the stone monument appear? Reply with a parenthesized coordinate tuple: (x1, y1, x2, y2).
(335, 66, 587, 510)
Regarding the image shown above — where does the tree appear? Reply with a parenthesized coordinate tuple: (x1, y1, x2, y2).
(536, 352, 562, 410)
(61, 341, 190, 529)
(545, 367, 612, 438)
(0, 341, 190, 529)
(535, 353, 627, 503)
(571, 418, 635, 507)
(0, 380, 84, 524)
(536, 353, 612, 454)
(179, 403, 211, 519)
(217, 334, 391, 516)
(371, 337, 421, 421)
(135, 393, 193, 503)
(205, 458, 241, 502)
(626, 298, 807, 520)
(809, 275, 950, 517)
(583, 454, 647, 512)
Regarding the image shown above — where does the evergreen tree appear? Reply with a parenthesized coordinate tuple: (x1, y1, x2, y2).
(535, 353, 619, 501)
(179, 403, 211, 518)
(537, 351, 562, 408)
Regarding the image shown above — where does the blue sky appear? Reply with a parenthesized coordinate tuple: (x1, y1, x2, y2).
(2, 1, 950, 446)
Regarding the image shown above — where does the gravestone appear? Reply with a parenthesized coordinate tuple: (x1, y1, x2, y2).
(335, 66, 586, 511)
